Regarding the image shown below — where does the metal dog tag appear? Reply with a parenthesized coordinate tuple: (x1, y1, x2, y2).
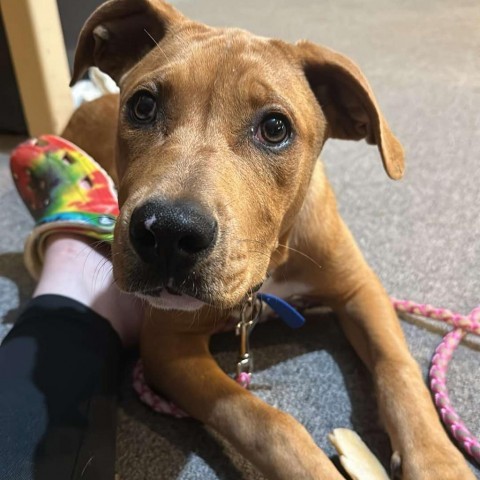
(235, 296, 263, 376)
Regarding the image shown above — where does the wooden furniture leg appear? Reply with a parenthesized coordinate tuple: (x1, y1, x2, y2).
(1, 0, 74, 135)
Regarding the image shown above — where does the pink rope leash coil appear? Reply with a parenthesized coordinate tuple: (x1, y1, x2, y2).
(133, 360, 189, 418)
(392, 299, 480, 464)
(133, 361, 251, 418)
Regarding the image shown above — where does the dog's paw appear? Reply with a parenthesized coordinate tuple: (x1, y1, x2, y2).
(329, 428, 389, 480)
(398, 446, 476, 480)
(329, 430, 476, 480)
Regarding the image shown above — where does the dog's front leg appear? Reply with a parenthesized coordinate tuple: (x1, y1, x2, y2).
(295, 213, 475, 479)
(141, 320, 345, 480)
(336, 275, 475, 479)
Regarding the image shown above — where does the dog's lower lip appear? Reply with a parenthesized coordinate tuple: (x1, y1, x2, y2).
(142, 287, 163, 296)
(140, 286, 200, 301)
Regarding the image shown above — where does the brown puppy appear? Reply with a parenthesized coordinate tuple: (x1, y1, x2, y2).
(64, 0, 475, 478)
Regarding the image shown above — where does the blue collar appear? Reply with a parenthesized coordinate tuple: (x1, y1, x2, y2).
(257, 293, 306, 329)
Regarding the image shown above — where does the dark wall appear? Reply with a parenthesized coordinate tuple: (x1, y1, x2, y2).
(0, 13, 27, 134)
(0, 0, 105, 134)
(57, 0, 105, 64)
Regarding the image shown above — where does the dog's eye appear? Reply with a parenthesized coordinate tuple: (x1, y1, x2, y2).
(256, 114, 291, 146)
(129, 91, 157, 124)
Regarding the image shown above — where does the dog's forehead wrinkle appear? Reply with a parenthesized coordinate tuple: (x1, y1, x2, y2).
(153, 27, 288, 78)
(125, 37, 301, 130)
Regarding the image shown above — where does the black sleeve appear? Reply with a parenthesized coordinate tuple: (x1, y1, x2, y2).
(0, 294, 122, 480)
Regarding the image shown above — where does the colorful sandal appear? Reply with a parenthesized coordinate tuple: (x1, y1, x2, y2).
(10, 135, 120, 279)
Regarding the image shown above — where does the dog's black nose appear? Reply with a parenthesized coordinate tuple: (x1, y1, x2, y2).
(129, 199, 218, 275)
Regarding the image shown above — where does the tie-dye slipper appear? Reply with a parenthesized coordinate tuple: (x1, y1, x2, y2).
(10, 135, 119, 279)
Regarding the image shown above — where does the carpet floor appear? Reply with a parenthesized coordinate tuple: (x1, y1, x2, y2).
(1, 0, 479, 478)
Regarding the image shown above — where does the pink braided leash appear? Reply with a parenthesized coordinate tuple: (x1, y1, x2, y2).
(392, 299, 480, 464)
(133, 360, 189, 418)
(132, 361, 251, 418)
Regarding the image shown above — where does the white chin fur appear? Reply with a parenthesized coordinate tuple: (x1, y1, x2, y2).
(137, 290, 205, 311)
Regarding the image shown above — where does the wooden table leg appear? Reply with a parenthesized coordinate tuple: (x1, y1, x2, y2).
(1, 0, 74, 136)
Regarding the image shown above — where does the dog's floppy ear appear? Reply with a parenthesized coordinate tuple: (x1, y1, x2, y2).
(71, 0, 185, 85)
(296, 40, 405, 180)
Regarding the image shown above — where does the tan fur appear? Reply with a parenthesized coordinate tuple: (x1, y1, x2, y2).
(64, 0, 474, 478)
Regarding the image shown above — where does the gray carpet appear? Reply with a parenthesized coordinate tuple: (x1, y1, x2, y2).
(1, 0, 479, 478)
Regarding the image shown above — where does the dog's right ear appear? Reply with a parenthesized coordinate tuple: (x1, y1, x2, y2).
(71, 0, 185, 85)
